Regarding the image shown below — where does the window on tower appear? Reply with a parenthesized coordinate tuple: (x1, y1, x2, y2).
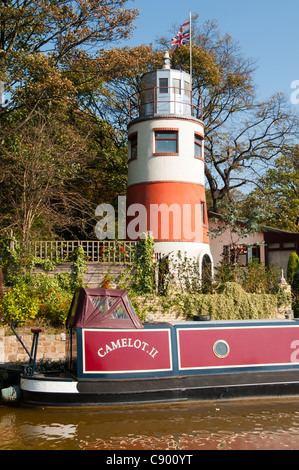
(184, 80, 191, 99)
(154, 130, 178, 155)
(194, 133, 204, 159)
(159, 78, 169, 94)
(201, 202, 206, 225)
(173, 78, 181, 95)
(128, 133, 138, 161)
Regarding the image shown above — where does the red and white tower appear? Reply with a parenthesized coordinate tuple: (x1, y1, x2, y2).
(127, 52, 213, 275)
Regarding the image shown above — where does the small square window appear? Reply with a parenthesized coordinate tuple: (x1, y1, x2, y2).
(155, 130, 178, 154)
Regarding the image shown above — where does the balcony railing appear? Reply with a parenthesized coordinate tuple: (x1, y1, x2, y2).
(129, 86, 203, 121)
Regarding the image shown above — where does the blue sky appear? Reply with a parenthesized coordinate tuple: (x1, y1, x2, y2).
(124, 0, 299, 109)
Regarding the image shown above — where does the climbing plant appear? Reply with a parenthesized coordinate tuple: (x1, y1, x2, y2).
(132, 234, 155, 294)
(287, 252, 299, 317)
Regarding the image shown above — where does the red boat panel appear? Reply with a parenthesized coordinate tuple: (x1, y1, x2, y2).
(82, 328, 172, 374)
(177, 325, 299, 370)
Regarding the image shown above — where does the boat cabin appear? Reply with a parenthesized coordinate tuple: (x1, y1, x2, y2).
(66, 288, 143, 374)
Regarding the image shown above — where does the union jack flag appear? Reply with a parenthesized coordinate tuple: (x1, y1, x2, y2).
(171, 20, 190, 49)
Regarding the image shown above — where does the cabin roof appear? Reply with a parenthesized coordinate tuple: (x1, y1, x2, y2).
(66, 288, 144, 329)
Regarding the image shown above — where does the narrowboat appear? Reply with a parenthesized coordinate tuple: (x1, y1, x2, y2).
(14, 288, 299, 407)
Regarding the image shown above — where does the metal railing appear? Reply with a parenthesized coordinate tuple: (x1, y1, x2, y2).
(129, 86, 203, 121)
(29, 240, 137, 263)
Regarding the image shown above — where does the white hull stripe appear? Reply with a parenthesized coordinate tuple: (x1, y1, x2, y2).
(21, 378, 79, 394)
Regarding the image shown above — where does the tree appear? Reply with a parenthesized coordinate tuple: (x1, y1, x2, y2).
(0, 108, 95, 242)
(243, 146, 299, 231)
(287, 253, 299, 318)
(0, 0, 138, 241)
(209, 200, 264, 266)
(72, 45, 164, 131)
(93, 18, 298, 212)
(287, 252, 299, 285)
(168, 19, 298, 211)
(0, 0, 138, 114)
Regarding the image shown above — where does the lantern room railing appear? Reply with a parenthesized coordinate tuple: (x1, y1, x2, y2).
(128, 86, 203, 121)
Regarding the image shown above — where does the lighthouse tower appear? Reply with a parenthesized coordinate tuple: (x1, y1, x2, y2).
(127, 51, 213, 276)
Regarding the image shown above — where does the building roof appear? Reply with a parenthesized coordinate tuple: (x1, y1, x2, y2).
(208, 211, 299, 236)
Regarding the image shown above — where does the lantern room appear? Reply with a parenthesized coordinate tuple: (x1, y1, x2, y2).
(129, 51, 203, 121)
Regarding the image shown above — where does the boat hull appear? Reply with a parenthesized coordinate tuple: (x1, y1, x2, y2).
(19, 319, 299, 406)
(20, 368, 299, 407)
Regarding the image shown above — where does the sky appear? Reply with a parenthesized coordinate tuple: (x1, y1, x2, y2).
(124, 0, 299, 111)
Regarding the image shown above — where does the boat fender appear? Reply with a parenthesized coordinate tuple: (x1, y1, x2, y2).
(1, 385, 20, 403)
(193, 314, 211, 321)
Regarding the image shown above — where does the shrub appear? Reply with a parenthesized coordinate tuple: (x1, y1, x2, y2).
(0, 283, 40, 323)
(286, 252, 299, 318)
(157, 282, 280, 320)
(239, 259, 280, 294)
(0, 274, 73, 326)
(37, 288, 73, 326)
(27, 274, 73, 325)
(287, 252, 299, 285)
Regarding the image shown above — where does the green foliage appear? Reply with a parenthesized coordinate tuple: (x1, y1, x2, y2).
(0, 283, 40, 323)
(0, 275, 74, 326)
(157, 255, 171, 296)
(159, 282, 281, 320)
(0, 236, 290, 326)
(116, 235, 156, 296)
(131, 234, 155, 294)
(151, 253, 287, 320)
(243, 149, 299, 232)
(287, 252, 299, 285)
(294, 299, 299, 318)
(214, 259, 280, 294)
(72, 246, 87, 289)
(170, 251, 202, 294)
(287, 252, 299, 318)
(0, 240, 86, 326)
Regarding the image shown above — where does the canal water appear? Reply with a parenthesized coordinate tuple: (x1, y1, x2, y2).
(1, 398, 299, 450)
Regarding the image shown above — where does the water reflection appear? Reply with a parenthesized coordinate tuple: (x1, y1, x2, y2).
(1, 398, 299, 450)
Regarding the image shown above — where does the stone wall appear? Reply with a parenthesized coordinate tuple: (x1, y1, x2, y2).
(0, 328, 67, 364)
(33, 262, 129, 288)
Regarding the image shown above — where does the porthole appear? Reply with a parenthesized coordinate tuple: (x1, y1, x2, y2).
(213, 340, 230, 358)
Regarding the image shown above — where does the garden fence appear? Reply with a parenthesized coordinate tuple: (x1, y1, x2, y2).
(29, 240, 137, 264)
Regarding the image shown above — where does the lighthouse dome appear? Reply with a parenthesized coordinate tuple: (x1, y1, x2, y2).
(137, 51, 201, 119)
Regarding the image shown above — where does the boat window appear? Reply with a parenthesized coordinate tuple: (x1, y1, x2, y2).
(109, 303, 128, 320)
(125, 295, 137, 315)
(91, 297, 117, 316)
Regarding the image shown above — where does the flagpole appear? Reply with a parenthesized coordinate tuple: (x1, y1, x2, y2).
(189, 11, 192, 90)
